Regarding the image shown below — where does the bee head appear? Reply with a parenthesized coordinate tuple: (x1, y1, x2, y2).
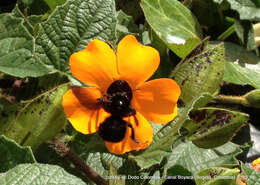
(99, 80, 136, 117)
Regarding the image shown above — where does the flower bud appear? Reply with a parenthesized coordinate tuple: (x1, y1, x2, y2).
(244, 89, 260, 108)
(253, 23, 260, 47)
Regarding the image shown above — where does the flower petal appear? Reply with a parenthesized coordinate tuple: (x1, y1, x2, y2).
(252, 157, 260, 169)
(62, 87, 110, 134)
(105, 112, 153, 154)
(117, 35, 160, 89)
(70, 40, 118, 92)
(132, 78, 181, 124)
(237, 176, 247, 185)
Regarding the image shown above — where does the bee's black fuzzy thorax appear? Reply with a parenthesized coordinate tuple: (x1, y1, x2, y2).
(98, 80, 140, 143)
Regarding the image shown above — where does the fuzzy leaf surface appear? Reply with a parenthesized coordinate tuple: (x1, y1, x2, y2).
(166, 141, 242, 175)
(241, 163, 260, 185)
(129, 94, 210, 170)
(0, 163, 86, 185)
(0, 14, 50, 77)
(35, 0, 116, 73)
(0, 0, 116, 78)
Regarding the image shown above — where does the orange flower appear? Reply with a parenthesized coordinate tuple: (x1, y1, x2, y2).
(252, 157, 260, 172)
(62, 35, 181, 154)
(237, 157, 260, 185)
(237, 176, 246, 185)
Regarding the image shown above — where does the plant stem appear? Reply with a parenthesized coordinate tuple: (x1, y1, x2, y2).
(48, 138, 108, 185)
(213, 95, 250, 107)
(217, 24, 235, 41)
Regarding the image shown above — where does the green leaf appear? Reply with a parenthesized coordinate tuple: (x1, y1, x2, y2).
(115, 0, 143, 22)
(195, 167, 239, 185)
(118, 159, 146, 185)
(234, 19, 256, 50)
(70, 132, 150, 185)
(0, 135, 35, 173)
(129, 94, 208, 170)
(108, 163, 125, 185)
(218, 42, 260, 88)
(0, 163, 86, 185)
(34, 143, 87, 183)
(214, 0, 260, 21)
(116, 10, 139, 41)
(0, 83, 69, 150)
(224, 62, 260, 89)
(245, 89, 260, 108)
(150, 29, 174, 78)
(0, 102, 21, 133)
(188, 0, 223, 28)
(141, 0, 202, 58)
(147, 170, 166, 185)
(241, 163, 260, 185)
(12, 6, 39, 36)
(171, 43, 225, 104)
(166, 141, 242, 175)
(35, 0, 117, 73)
(167, 165, 192, 178)
(193, 93, 215, 109)
(212, 42, 260, 88)
(149, 29, 167, 56)
(27, 15, 42, 29)
(81, 151, 145, 185)
(220, 42, 260, 64)
(0, 0, 117, 78)
(85, 152, 111, 180)
(70, 133, 126, 183)
(12, 5, 44, 37)
(0, 14, 51, 78)
(21, 0, 50, 15)
(188, 108, 249, 148)
(44, 0, 66, 10)
(21, 0, 34, 6)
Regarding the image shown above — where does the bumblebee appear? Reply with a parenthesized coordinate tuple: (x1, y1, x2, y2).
(98, 80, 141, 143)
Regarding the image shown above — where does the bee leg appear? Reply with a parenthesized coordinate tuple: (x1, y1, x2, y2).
(124, 106, 136, 117)
(127, 123, 144, 144)
(97, 94, 112, 112)
(129, 106, 136, 116)
(97, 97, 104, 103)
